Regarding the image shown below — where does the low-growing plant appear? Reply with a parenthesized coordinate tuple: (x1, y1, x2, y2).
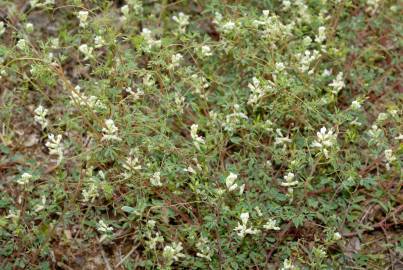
(0, 0, 401, 269)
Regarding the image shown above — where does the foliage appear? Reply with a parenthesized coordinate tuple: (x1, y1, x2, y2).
(0, 0, 401, 269)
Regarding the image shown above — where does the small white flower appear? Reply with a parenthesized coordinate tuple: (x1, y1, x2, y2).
(351, 100, 362, 110)
(282, 0, 291, 10)
(122, 154, 141, 178)
(281, 258, 295, 270)
(0, 22, 5, 36)
(384, 149, 396, 171)
(311, 127, 337, 158)
(315, 26, 326, 44)
(121, 5, 130, 17)
(263, 218, 281, 231)
(16, 39, 28, 50)
(78, 44, 94, 60)
(183, 166, 196, 174)
(77, 10, 89, 28)
(394, 134, 403, 140)
(196, 236, 212, 261)
(34, 105, 48, 129)
(141, 28, 161, 51)
(94, 35, 105, 48)
(163, 242, 185, 263)
(190, 124, 205, 150)
(97, 220, 113, 234)
(333, 232, 342, 241)
(322, 69, 332, 77)
(221, 21, 236, 33)
(201, 45, 212, 56)
(146, 231, 164, 249)
(376, 112, 388, 122)
(172, 12, 190, 33)
(102, 119, 121, 142)
(275, 62, 286, 72)
(234, 212, 260, 238)
(125, 87, 144, 100)
(225, 172, 238, 191)
(25, 22, 34, 33)
(34, 196, 46, 212)
(46, 134, 64, 164)
(281, 172, 298, 187)
(255, 206, 263, 217)
(150, 171, 162, 187)
(239, 184, 245, 195)
(274, 129, 292, 145)
(296, 49, 319, 73)
(17, 172, 32, 185)
(329, 72, 345, 94)
(169, 53, 183, 69)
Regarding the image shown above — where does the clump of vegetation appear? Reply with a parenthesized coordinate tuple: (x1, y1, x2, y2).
(0, 0, 401, 269)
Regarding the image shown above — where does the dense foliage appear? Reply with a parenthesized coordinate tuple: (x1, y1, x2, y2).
(0, 0, 401, 269)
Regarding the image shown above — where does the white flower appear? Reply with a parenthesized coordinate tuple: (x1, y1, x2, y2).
(163, 242, 185, 263)
(183, 166, 196, 174)
(376, 112, 388, 122)
(281, 258, 295, 270)
(50, 37, 59, 48)
(46, 134, 64, 164)
(196, 236, 212, 261)
(102, 119, 121, 142)
(225, 172, 238, 191)
(78, 44, 94, 60)
(322, 69, 332, 77)
(121, 5, 130, 17)
(146, 231, 164, 249)
(239, 184, 245, 195)
(150, 171, 162, 187)
(275, 62, 286, 72)
(77, 10, 89, 28)
(141, 28, 161, 51)
(329, 72, 345, 94)
(281, 172, 298, 187)
(315, 26, 326, 44)
(169, 53, 183, 69)
(122, 154, 141, 178)
(34, 196, 46, 212)
(274, 129, 292, 145)
(263, 218, 281, 231)
(351, 100, 362, 110)
(172, 12, 190, 33)
(34, 105, 48, 129)
(94, 35, 105, 48)
(221, 21, 236, 33)
(190, 124, 205, 150)
(97, 220, 113, 234)
(16, 39, 28, 50)
(201, 45, 212, 56)
(70, 85, 106, 111)
(296, 50, 319, 73)
(125, 87, 144, 100)
(0, 22, 5, 36)
(333, 232, 342, 241)
(395, 134, 403, 140)
(174, 93, 185, 113)
(234, 212, 260, 238)
(384, 149, 396, 171)
(17, 172, 32, 185)
(25, 22, 34, 33)
(282, 0, 291, 10)
(311, 127, 337, 158)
